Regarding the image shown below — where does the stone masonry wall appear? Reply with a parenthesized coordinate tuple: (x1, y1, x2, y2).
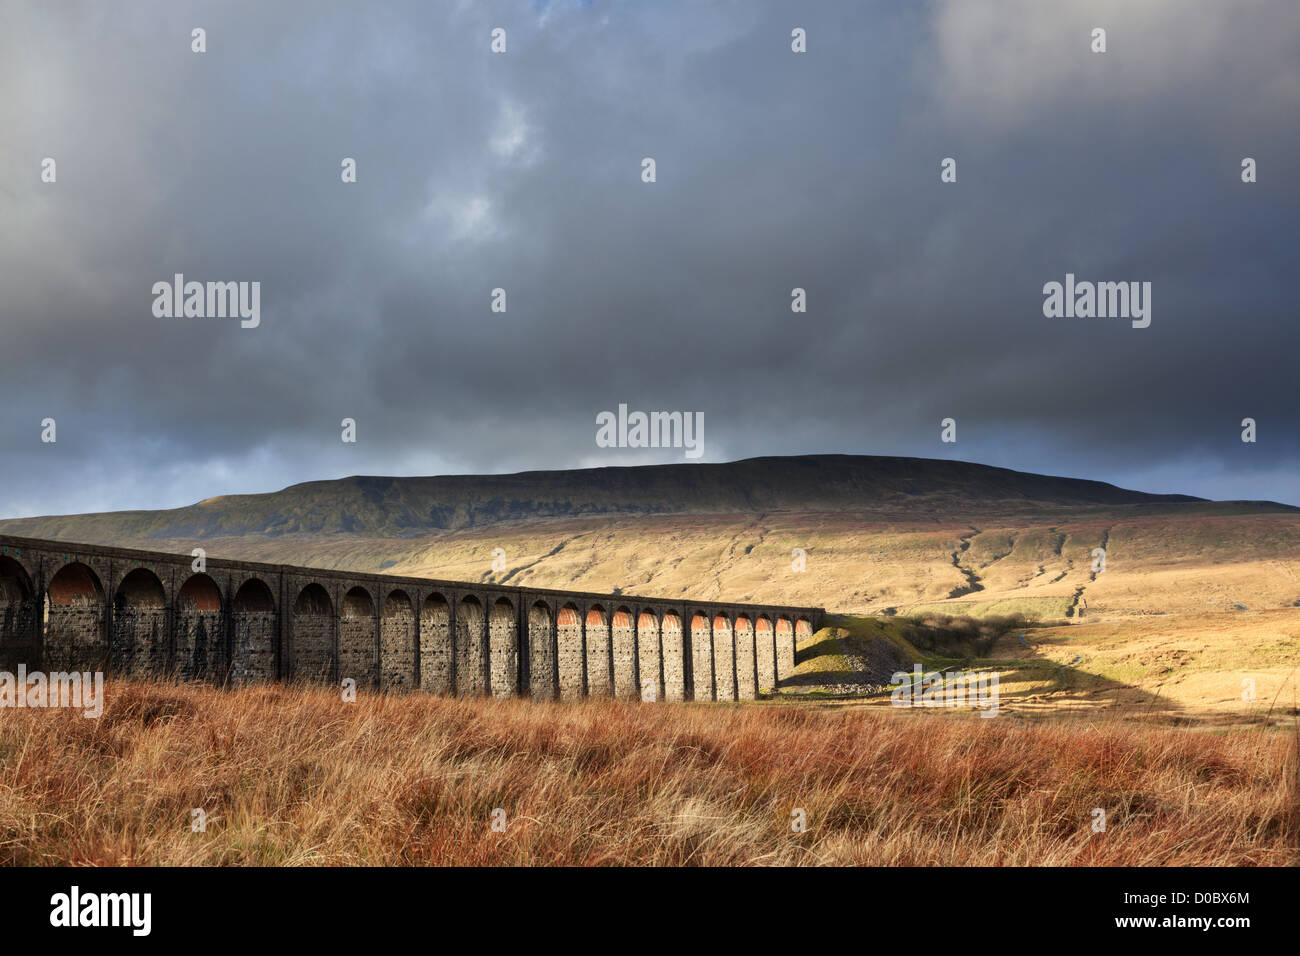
(293, 584, 335, 682)
(44, 602, 107, 673)
(230, 610, 276, 685)
(381, 595, 416, 691)
(455, 601, 486, 696)
(712, 617, 736, 701)
(293, 613, 334, 682)
(557, 607, 583, 700)
(755, 620, 776, 692)
(691, 616, 713, 702)
(0, 599, 38, 672)
(420, 599, 451, 694)
(611, 610, 637, 700)
(636, 612, 660, 702)
(339, 612, 377, 689)
(528, 605, 555, 700)
(111, 606, 169, 678)
(584, 611, 611, 698)
(775, 620, 795, 681)
(488, 602, 517, 698)
(338, 598, 374, 686)
(175, 608, 224, 681)
(661, 615, 685, 702)
(0, 536, 822, 704)
(734, 619, 756, 700)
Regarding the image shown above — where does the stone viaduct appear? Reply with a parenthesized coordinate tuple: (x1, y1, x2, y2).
(0, 534, 822, 702)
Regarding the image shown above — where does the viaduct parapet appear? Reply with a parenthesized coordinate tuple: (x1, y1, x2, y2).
(0, 534, 823, 702)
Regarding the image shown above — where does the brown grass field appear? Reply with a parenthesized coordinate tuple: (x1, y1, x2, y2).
(1, 680, 1295, 866)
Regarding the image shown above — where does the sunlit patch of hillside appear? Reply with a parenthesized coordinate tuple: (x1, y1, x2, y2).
(119, 508, 1300, 621)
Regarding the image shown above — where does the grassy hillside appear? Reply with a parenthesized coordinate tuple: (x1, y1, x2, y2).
(46, 508, 1299, 619)
(2, 455, 1296, 618)
(0, 454, 1237, 541)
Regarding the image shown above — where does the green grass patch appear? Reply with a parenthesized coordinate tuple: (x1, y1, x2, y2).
(824, 614, 925, 660)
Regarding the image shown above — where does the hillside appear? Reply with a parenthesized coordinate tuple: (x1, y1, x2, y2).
(0, 455, 1229, 542)
(2, 456, 1297, 619)
(4, 454, 1298, 721)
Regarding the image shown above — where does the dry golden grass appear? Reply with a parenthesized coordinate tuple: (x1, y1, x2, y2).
(980, 609, 1300, 720)
(1, 680, 1294, 866)
(130, 508, 1300, 619)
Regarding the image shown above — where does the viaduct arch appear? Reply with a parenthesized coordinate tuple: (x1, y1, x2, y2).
(0, 535, 822, 702)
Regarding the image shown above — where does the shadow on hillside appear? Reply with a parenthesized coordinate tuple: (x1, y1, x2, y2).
(980, 660, 1189, 719)
(783, 623, 1216, 724)
(992, 629, 1204, 721)
(779, 635, 876, 688)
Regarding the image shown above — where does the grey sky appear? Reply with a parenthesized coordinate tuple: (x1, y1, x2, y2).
(1, 0, 1297, 518)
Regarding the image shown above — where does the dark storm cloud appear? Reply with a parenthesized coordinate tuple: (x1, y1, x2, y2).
(1, 0, 1297, 516)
